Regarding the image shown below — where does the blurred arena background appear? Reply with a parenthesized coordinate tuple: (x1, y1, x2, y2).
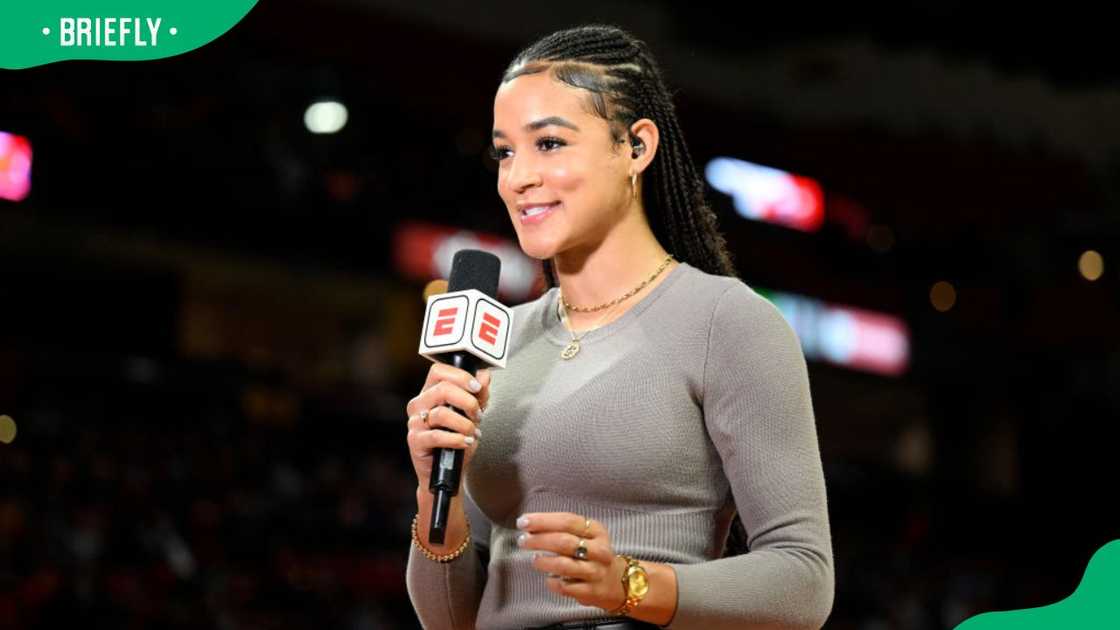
(1, 1, 1118, 628)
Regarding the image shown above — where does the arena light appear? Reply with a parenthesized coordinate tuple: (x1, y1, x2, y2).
(304, 100, 348, 134)
(1079, 250, 1104, 281)
(0, 131, 32, 201)
(756, 288, 910, 377)
(705, 157, 824, 232)
(393, 220, 541, 302)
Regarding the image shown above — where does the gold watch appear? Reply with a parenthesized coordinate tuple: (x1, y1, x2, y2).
(608, 554, 649, 616)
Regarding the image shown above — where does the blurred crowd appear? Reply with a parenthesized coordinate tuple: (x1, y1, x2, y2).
(0, 351, 420, 630)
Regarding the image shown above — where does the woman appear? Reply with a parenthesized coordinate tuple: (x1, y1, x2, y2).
(404, 24, 834, 630)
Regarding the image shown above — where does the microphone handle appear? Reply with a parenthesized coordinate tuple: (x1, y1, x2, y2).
(427, 352, 480, 545)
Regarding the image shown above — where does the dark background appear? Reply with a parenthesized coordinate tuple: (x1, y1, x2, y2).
(2, 1, 1118, 628)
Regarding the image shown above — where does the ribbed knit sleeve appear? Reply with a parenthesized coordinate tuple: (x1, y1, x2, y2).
(663, 283, 835, 630)
(406, 487, 492, 630)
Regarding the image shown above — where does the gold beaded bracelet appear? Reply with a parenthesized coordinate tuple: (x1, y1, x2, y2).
(411, 513, 472, 563)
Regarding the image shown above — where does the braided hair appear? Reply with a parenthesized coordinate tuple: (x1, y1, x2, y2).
(499, 24, 749, 558)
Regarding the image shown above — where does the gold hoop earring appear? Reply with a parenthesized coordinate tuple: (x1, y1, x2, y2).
(630, 172, 637, 199)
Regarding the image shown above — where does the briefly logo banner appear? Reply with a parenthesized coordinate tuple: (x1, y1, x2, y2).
(0, 0, 259, 69)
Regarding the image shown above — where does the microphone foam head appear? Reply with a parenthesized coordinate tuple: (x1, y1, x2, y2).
(447, 249, 501, 298)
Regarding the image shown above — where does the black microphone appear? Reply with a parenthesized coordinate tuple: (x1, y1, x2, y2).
(421, 249, 504, 544)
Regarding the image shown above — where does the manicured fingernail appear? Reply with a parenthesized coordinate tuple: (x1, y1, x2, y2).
(474, 427, 482, 438)
(517, 533, 528, 546)
(516, 515, 530, 529)
(468, 378, 482, 392)
(464, 436, 475, 445)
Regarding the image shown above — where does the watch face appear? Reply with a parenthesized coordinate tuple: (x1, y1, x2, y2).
(627, 567, 649, 598)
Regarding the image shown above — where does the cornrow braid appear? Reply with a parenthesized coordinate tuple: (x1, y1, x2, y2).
(499, 24, 748, 559)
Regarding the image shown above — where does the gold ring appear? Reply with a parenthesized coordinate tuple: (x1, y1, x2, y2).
(574, 537, 588, 560)
(582, 517, 591, 538)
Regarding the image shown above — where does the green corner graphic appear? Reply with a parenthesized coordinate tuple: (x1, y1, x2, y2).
(1, 0, 258, 69)
(955, 539, 1120, 629)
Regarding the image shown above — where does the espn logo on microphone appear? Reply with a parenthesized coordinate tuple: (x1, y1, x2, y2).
(419, 289, 513, 368)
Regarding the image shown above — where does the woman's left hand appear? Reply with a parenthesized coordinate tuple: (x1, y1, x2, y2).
(516, 512, 627, 611)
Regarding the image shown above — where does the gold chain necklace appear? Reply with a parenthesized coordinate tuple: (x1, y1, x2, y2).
(561, 254, 675, 313)
(556, 254, 676, 360)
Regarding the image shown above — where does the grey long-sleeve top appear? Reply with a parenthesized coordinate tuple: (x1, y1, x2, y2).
(406, 261, 834, 630)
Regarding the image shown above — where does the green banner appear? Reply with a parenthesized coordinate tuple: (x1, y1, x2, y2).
(955, 539, 1120, 629)
(0, 0, 259, 69)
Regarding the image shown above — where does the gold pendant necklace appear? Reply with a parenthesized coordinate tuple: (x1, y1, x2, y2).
(556, 255, 675, 360)
(557, 298, 608, 360)
(561, 338, 581, 360)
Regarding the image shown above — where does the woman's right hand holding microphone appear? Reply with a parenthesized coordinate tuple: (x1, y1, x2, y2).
(406, 362, 491, 495)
